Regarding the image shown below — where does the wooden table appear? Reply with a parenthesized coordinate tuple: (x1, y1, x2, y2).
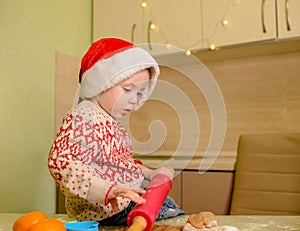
(1, 213, 299, 231)
(155, 215, 300, 231)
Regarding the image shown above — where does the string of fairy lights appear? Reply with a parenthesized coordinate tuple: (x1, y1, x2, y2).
(139, 0, 239, 55)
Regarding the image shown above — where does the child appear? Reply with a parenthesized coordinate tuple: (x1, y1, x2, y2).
(48, 38, 185, 225)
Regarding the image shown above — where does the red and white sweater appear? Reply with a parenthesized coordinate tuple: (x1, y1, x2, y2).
(48, 100, 144, 221)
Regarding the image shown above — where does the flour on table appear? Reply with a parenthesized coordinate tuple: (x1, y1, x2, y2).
(183, 223, 239, 231)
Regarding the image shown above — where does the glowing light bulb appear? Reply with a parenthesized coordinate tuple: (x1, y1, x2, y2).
(209, 44, 216, 51)
(185, 50, 192, 56)
(150, 23, 156, 30)
(141, 2, 147, 8)
(222, 19, 229, 26)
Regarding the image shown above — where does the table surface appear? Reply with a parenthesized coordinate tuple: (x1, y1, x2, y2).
(1, 214, 300, 231)
(135, 151, 237, 171)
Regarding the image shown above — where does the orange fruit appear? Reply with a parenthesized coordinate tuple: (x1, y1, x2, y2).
(13, 211, 48, 231)
(29, 219, 66, 231)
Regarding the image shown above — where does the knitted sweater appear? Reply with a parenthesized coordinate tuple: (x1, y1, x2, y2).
(48, 100, 144, 221)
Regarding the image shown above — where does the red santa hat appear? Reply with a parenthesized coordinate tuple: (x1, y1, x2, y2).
(79, 37, 160, 110)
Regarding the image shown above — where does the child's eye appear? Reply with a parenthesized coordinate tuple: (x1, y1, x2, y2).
(137, 88, 145, 97)
(123, 87, 131, 92)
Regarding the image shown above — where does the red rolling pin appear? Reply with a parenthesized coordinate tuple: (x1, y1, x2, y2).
(127, 174, 173, 231)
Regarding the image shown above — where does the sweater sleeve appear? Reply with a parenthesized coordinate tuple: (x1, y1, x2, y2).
(48, 112, 112, 206)
(133, 159, 143, 165)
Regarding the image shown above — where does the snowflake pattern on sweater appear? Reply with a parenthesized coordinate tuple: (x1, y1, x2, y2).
(48, 100, 144, 221)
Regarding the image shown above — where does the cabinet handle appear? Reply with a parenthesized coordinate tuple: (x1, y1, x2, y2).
(131, 24, 136, 43)
(285, 0, 291, 31)
(261, 0, 267, 33)
(147, 21, 152, 50)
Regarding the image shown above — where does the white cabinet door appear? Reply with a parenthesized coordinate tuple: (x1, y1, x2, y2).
(144, 0, 202, 52)
(93, 0, 144, 43)
(93, 0, 202, 54)
(201, 0, 277, 48)
(277, 0, 300, 39)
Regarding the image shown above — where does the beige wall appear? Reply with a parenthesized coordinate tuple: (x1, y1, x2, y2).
(206, 51, 300, 152)
(129, 46, 300, 155)
(0, 0, 92, 213)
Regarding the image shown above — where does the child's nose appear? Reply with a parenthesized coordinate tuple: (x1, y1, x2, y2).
(129, 93, 138, 105)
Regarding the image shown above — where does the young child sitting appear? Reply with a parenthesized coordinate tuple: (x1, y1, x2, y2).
(48, 38, 185, 225)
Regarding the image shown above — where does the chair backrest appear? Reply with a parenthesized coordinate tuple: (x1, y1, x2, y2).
(230, 133, 300, 215)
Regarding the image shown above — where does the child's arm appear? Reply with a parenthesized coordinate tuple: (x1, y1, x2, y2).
(137, 164, 175, 181)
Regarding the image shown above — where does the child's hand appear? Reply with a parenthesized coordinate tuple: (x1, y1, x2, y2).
(143, 166, 175, 180)
(107, 185, 146, 212)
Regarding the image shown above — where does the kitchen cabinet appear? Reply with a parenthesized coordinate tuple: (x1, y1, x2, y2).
(93, 0, 202, 54)
(202, 0, 300, 49)
(276, 0, 300, 39)
(169, 172, 182, 207)
(144, 0, 202, 52)
(94, 1, 300, 53)
(201, 0, 277, 48)
(169, 171, 234, 215)
(93, 0, 144, 43)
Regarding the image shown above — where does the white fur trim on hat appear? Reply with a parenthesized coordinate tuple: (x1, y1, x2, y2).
(79, 46, 159, 110)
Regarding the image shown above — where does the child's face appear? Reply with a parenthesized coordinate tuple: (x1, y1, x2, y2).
(97, 69, 150, 119)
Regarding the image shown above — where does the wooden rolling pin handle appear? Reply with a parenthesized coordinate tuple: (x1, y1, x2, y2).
(127, 216, 147, 231)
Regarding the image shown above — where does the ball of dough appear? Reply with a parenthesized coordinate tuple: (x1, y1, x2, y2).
(188, 212, 217, 229)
